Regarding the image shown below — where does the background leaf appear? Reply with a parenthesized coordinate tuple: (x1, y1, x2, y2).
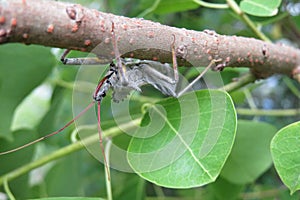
(221, 120, 277, 184)
(240, 0, 282, 17)
(271, 121, 300, 194)
(0, 44, 55, 140)
(128, 90, 237, 188)
(140, 0, 198, 14)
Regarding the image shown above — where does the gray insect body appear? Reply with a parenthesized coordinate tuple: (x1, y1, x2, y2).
(93, 59, 178, 103)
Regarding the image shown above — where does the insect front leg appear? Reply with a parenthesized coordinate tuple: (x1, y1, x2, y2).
(60, 49, 111, 65)
(177, 58, 222, 97)
(171, 34, 179, 83)
(111, 22, 128, 85)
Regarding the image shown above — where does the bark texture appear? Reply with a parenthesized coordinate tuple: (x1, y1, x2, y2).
(1, 0, 300, 79)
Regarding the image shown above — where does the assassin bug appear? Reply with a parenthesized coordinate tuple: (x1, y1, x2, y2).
(0, 22, 222, 181)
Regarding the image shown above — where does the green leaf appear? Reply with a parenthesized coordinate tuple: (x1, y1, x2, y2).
(141, 0, 198, 14)
(271, 121, 300, 194)
(127, 90, 237, 188)
(240, 0, 282, 17)
(221, 120, 277, 184)
(0, 44, 55, 140)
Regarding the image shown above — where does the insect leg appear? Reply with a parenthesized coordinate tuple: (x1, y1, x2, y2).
(140, 62, 177, 97)
(171, 34, 179, 83)
(111, 22, 128, 85)
(60, 49, 111, 65)
(177, 58, 222, 97)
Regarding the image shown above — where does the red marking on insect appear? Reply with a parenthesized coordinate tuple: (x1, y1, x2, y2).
(0, 16, 5, 24)
(11, 18, 17, 27)
(47, 24, 54, 33)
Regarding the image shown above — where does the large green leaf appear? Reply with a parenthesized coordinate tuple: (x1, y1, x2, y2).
(240, 0, 282, 17)
(0, 44, 55, 140)
(271, 121, 300, 194)
(221, 120, 277, 184)
(127, 90, 237, 188)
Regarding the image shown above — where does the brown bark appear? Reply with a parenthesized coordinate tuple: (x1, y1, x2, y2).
(1, 0, 300, 80)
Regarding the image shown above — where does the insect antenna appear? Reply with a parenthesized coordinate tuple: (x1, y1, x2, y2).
(96, 101, 111, 180)
(0, 101, 95, 155)
(92, 65, 117, 181)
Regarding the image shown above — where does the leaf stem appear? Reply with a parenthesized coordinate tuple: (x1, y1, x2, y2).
(137, 0, 161, 17)
(283, 77, 300, 98)
(3, 177, 16, 200)
(193, 0, 228, 9)
(236, 108, 300, 116)
(226, 0, 271, 42)
(0, 119, 141, 186)
(222, 73, 256, 92)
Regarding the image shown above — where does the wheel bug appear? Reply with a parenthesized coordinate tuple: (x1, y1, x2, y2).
(0, 22, 223, 181)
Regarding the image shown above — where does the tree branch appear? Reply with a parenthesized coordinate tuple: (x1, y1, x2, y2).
(1, 0, 300, 80)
